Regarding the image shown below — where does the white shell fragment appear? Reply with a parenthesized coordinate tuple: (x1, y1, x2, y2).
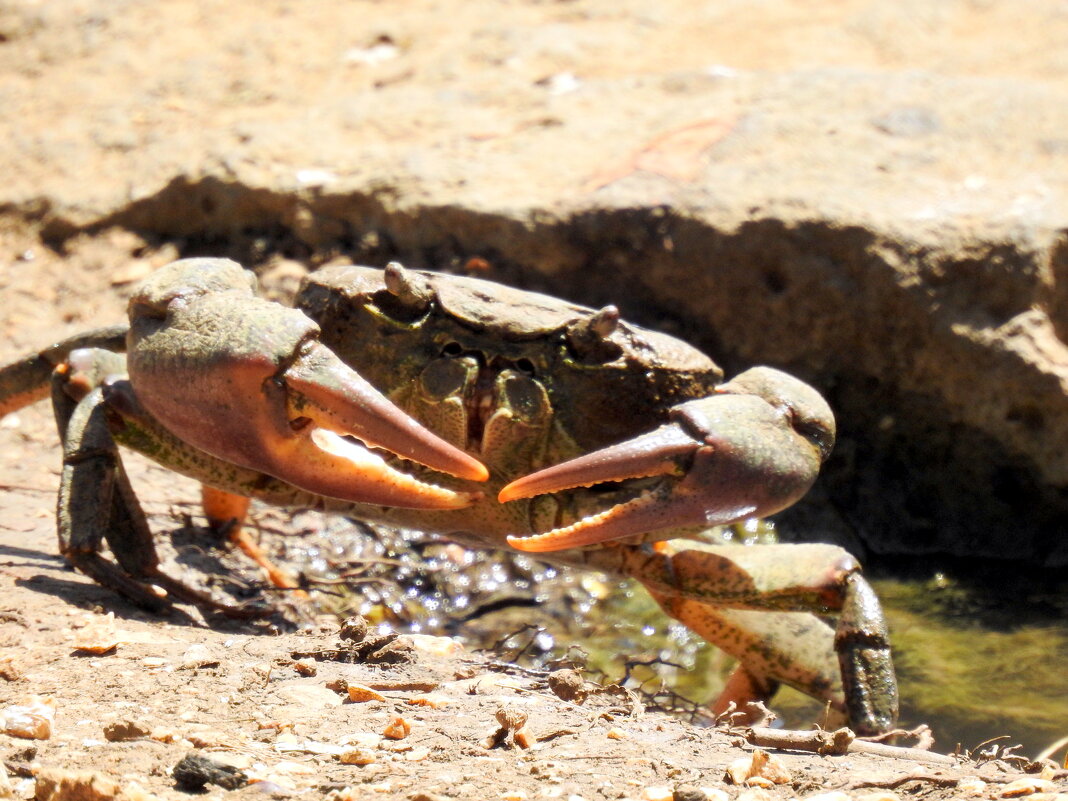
(1, 695, 57, 740)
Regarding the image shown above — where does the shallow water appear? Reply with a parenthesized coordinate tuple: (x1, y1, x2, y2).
(574, 571, 1068, 760)
(287, 515, 1068, 762)
(874, 573, 1068, 758)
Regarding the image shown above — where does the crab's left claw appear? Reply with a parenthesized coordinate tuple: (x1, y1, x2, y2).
(502, 367, 835, 552)
(127, 259, 488, 510)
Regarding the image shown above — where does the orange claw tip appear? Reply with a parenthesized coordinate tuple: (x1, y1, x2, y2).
(497, 424, 695, 504)
(497, 480, 533, 504)
(505, 494, 654, 553)
(291, 428, 479, 510)
(507, 485, 760, 553)
(455, 455, 490, 483)
(506, 519, 622, 553)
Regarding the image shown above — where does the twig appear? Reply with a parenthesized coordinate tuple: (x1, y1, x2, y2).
(744, 726, 959, 766)
(848, 772, 962, 790)
(482, 659, 552, 679)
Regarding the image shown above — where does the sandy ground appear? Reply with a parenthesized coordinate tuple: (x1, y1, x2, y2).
(4, 1, 1068, 799)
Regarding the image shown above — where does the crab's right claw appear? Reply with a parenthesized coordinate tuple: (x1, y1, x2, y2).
(126, 258, 488, 510)
(502, 367, 835, 552)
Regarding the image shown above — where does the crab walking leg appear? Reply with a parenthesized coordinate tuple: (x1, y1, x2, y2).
(201, 485, 307, 599)
(649, 594, 842, 722)
(127, 258, 488, 509)
(52, 374, 170, 612)
(585, 541, 898, 735)
(834, 569, 900, 735)
(52, 371, 265, 617)
(0, 325, 127, 418)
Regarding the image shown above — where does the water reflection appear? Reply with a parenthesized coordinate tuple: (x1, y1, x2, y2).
(877, 574, 1068, 756)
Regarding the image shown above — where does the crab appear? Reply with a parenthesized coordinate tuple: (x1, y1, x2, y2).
(0, 258, 897, 735)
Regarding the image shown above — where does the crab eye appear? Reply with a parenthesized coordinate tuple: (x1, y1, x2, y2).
(440, 342, 464, 357)
(515, 357, 536, 376)
(564, 306, 623, 365)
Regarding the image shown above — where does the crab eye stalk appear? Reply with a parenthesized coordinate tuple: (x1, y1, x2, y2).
(384, 261, 433, 307)
(565, 305, 623, 364)
(375, 261, 434, 322)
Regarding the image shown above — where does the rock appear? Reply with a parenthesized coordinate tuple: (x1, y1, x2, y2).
(405, 633, 464, 657)
(338, 616, 368, 643)
(0, 655, 24, 681)
(546, 669, 587, 703)
(171, 753, 247, 792)
(103, 720, 151, 742)
(382, 716, 411, 740)
(337, 748, 376, 766)
(2, 695, 56, 740)
(178, 644, 220, 670)
(346, 683, 387, 703)
(272, 682, 343, 709)
(33, 769, 120, 801)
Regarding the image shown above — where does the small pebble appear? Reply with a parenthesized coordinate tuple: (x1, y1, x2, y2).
(735, 789, 774, 801)
(273, 683, 343, 708)
(0, 656, 24, 681)
(346, 684, 386, 703)
(382, 716, 411, 740)
(0, 762, 12, 800)
(406, 633, 464, 656)
(1, 695, 56, 740)
(338, 748, 376, 766)
(407, 694, 452, 709)
(547, 669, 587, 702)
(292, 660, 317, 677)
(179, 644, 219, 669)
(172, 753, 248, 791)
(103, 719, 151, 742)
(72, 613, 119, 654)
(673, 786, 720, 801)
(1001, 778, 1058, 797)
(32, 768, 120, 801)
(338, 616, 368, 642)
(725, 749, 791, 786)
